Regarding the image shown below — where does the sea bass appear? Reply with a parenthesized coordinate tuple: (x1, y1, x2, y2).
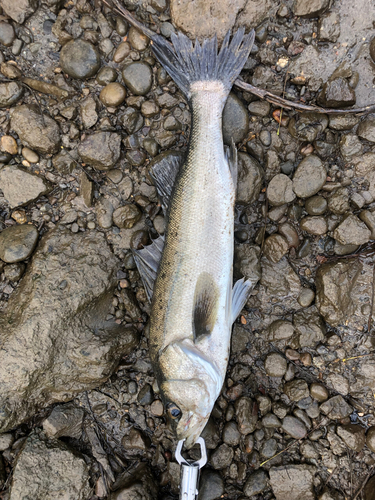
(128, 18, 256, 447)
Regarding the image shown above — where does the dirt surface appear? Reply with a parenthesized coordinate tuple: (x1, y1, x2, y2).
(0, 0, 375, 499)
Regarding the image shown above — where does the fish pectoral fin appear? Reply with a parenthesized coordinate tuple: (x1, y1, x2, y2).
(133, 235, 164, 302)
(225, 139, 238, 186)
(193, 272, 220, 342)
(231, 277, 257, 325)
(149, 152, 185, 215)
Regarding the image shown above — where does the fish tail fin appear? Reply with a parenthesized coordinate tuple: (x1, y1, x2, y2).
(150, 29, 255, 100)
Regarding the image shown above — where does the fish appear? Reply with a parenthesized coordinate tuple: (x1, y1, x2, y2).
(109, 2, 257, 448)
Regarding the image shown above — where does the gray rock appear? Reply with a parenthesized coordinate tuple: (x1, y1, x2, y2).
(319, 488, 345, 500)
(267, 174, 296, 206)
(198, 469, 224, 500)
(0, 81, 23, 108)
(319, 395, 352, 419)
(329, 114, 359, 131)
(244, 470, 268, 497)
(365, 477, 375, 500)
(113, 204, 142, 229)
(236, 152, 264, 205)
(78, 131, 121, 170)
(260, 130, 271, 147)
(0, 0, 37, 24)
(284, 379, 309, 402)
(310, 383, 328, 402)
(366, 426, 375, 452)
(357, 117, 375, 143)
(11, 104, 60, 154)
(52, 150, 76, 175)
(262, 413, 281, 428)
(293, 0, 329, 17)
(0, 165, 49, 208)
(110, 464, 158, 500)
(288, 113, 328, 142)
(337, 424, 366, 451)
(222, 93, 249, 144)
(80, 97, 98, 129)
(128, 26, 149, 51)
(326, 374, 349, 396)
(248, 100, 270, 117)
(235, 396, 258, 435)
(282, 416, 307, 439)
(222, 421, 241, 446)
(234, 244, 261, 283)
(371, 37, 375, 64)
(265, 320, 294, 342)
(339, 134, 363, 159)
(119, 107, 144, 134)
(0, 227, 139, 432)
(298, 287, 315, 307)
(9, 430, 90, 500)
(269, 464, 316, 500)
(333, 214, 371, 245)
(263, 234, 289, 263)
(300, 216, 327, 235)
(0, 224, 38, 263)
(292, 155, 326, 198)
(261, 438, 277, 458)
(305, 195, 327, 215)
(60, 39, 100, 79)
(0, 21, 15, 46)
(122, 62, 153, 96)
(0, 432, 14, 451)
(43, 402, 85, 439)
(293, 306, 326, 347)
(264, 353, 287, 377)
(210, 443, 233, 470)
(318, 78, 356, 108)
(121, 427, 150, 454)
(328, 188, 350, 215)
(201, 418, 221, 450)
(96, 198, 115, 229)
(318, 11, 340, 42)
(97, 66, 118, 85)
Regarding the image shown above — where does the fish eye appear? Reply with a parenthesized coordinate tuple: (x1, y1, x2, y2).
(167, 403, 181, 419)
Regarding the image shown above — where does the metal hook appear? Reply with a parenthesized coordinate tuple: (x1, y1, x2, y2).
(175, 437, 207, 500)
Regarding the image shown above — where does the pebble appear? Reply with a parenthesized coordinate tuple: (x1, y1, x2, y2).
(113, 41, 131, 63)
(78, 131, 121, 170)
(128, 27, 149, 51)
(141, 100, 160, 118)
(300, 216, 328, 235)
(222, 93, 249, 144)
(326, 373, 349, 396)
(278, 223, 299, 249)
(248, 100, 270, 116)
(320, 395, 352, 419)
(150, 399, 163, 416)
(305, 195, 327, 215)
(244, 470, 268, 496)
(262, 413, 281, 428)
(99, 82, 126, 107)
(0, 165, 49, 209)
(366, 426, 375, 452)
(263, 234, 289, 263)
(222, 421, 241, 446)
(261, 438, 278, 458)
(293, 0, 329, 17)
(22, 147, 39, 164)
(235, 397, 258, 435)
(292, 155, 327, 198)
(153, 215, 165, 235)
(284, 379, 309, 401)
(340, 134, 363, 159)
(113, 205, 142, 229)
(318, 78, 356, 108)
(259, 130, 271, 146)
(143, 138, 159, 156)
(0, 21, 15, 46)
(198, 469, 224, 500)
(298, 288, 315, 307)
(236, 152, 264, 205)
(60, 39, 100, 79)
(0, 135, 17, 155)
(360, 210, 375, 239)
(329, 114, 360, 131)
(357, 117, 375, 143)
(119, 107, 144, 134)
(328, 188, 350, 215)
(0, 433, 14, 451)
(337, 424, 366, 451)
(282, 416, 307, 439)
(264, 352, 287, 377)
(333, 214, 371, 245)
(288, 113, 328, 142)
(96, 66, 118, 85)
(3, 262, 25, 281)
(266, 320, 294, 341)
(43, 403, 85, 439)
(0, 81, 24, 108)
(0, 224, 38, 263)
(210, 443, 234, 469)
(122, 62, 153, 95)
(267, 174, 296, 206)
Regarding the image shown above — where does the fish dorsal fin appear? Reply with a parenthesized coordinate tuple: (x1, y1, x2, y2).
(230, 277, 256, 325)
(133, 235, 164, 302)
(193, 272, 220, 342)
(149, 152, 185, 215)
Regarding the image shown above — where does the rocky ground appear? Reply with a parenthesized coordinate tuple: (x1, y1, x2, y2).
(0, 0, 375, 498)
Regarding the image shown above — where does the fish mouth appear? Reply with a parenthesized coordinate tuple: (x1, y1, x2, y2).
(176, 411, 210, 449)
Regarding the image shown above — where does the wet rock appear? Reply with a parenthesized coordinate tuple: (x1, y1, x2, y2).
(278, 223, 299, 249)
(11, 104, 60, 154)
(22, 147, 39, 164)
(320, 395, 352, 419)
(328, 188, 350, 215)
(318, 78, 356, 108)
(298, 287, 315, 307)
(233, 244, 261, 283)
(0, 21, 15, 46)
(293, 306, 326, 347)
(222, 421, 241, 446)
(0, 224, 38, 263)
(300, 216, 327, 235)
(210, 443, 233, 470)
(113, 204, 142, 229)
(248, 100, 270, 117)
(263, 234, 289, 263)
(100, 82, 126, 107)
(0, 227, 139, 432)
(329, 114, 359, 131)
(310, 383, 328, 402)
(60, 39, 100, 79)
(97, 66, 118, 85)
(236, 152, 264, 205)
(122, 62, 152, 96)
(337, 425, 366, 451)
(198, 469, 224, 500)
(0, 433, 13, 451)
(43, 402, 85, 439)
(267, 174, 295, 206)
(0, 81, 23, 108)
(9, 430, 90, 500)
(265, 320, 294, 342)
(288, 45, 326, 91)
(292, 155, 326, 198)
(222, 93, 249, 144)
(244, 470, 268, 497)
(288, 113, 328, 142)
(293, 0, 329, 17)
(111, 464, 157, 500)
(318, 12, 340, 42)
(365, 476, 375, 500)
(264, 353, 287, 377)
(128, 26, 149, 51)
(284, 379, 309, 402)
(0, 0, 37, 24)
(121, 427, 150, 454)
(262, 413, 281, 428)
(80, 97, 97, 129)
(305, 195, 327, 215)
(53, 150, 76, 175)
(326, 373, 349, 396)
(78, 131, 121, 170)
(357, 117, 375, 143)
(3, 262, 25, 280)
(366, 426, 375, 452)
(119, 107, 144, 134)
(0, 165, 49, 208)
(235, 397, 258, 435)
(282, 416, 307, 439)
(316, 258, 373, 328)
(333, 214, 371, 245)
(339, 134, 363, 159)
(269, 464, 316, 500)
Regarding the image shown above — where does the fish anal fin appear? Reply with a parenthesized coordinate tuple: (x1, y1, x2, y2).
(231, 277, 256, 325)
(193, 272, 219, 342)
(133, 235, 164, 302)
(148, 151, 185, 215)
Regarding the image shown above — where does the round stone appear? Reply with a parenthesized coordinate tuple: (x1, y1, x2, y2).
(113, 204, 142, 229)
(282, 416, 307, 439)
(284, 379, 309, 401)
(298, 288, 315, 307)
(128, 27, 149, 51)
(292, 155, 327, 198)
(0, 135, 17, 155)
(305, 195, 327, 215)
(267, 174, 296, 206)
(263, 234, 289, 263)
(264, 353, 287, 377)
(244, 470, 268, 497)
(113, 41, 131, 63)
(141, 100, 160, 118)
(222, 93, 249, 144)
(99, 83, 126, 107)
(3, 262, 25, 281)
(259, 130, 271, 147)
(0, 22, 15, 47)
(96, 66, 118, 86)
(22, 148, 39, 164)
(122, 62, 153, 95)
(366, 426, 375, 452)
(300, 216, 327, 235)
(60, 39, 100, 80)
(0, 224, 39, 263)
(0, 82, 24, 108)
